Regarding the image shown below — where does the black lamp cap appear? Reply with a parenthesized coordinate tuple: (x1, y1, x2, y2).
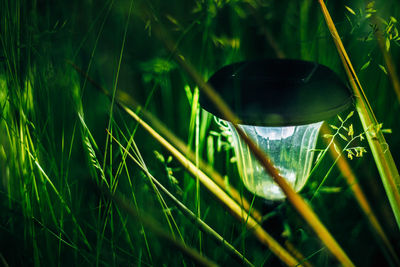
(200, 59, 353, 126)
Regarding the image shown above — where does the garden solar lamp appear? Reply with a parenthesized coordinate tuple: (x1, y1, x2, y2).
(200, 59, 353, 200)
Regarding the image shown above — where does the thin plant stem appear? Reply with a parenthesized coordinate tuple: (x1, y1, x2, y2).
(145, 16, 355, 267)
(118, 103, 301, 267)
(100, 188, 219, 267)
(109, 130, 255, 267)
(68, 61, 263, 222)
(320, 126, 400, 266)
(318, 0, 400, 230)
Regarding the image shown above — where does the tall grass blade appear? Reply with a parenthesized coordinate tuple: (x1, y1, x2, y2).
(109, 130, 255, 267)
(118, 103, 301, 266)
(320, 125, 400, 265)
(26, 150, 92, 251)
(140, 9, 354, 266)
(318, 0, 400, 230)
(69, 61, 300, 264)
(69, 61, 263, 222)
(100, 187, 219, 267)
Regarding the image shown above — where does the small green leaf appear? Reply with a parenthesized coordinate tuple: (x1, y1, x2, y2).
(319, 186, 342, 193)
(154, 150, 165, 163)
(333, 143, 340, 154)
(379, 64, 388, 75)
(167, 156, 173, 164)
(345, 6, 356, 15)
(217, 135, 222, 152)
(381, 128, 392, 134)
(345, 111, 354, 121)
(166, 14, 181, 27)
(323, 134, 334, 139)
(209, 131, 220, 136)
(366, 1, 375, 9)
(386, 38, 391, 51)
(348, 124, 354, 137)
(394, 27, 399, 39)
(329, 124, 339, 130)
(169, 175, 179, 185)
(339, 133, 348, 141)
(315, 150, 323, 163)
(360, 60, 371, 71)
(184, 85, 193, 104)
(337, 115, 343, 123)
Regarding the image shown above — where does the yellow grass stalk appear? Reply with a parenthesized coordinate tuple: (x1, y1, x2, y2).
(115, 91, 263, 222)
(119, 103, 301, 267)
(150, 22, 355, 267)
(321, 125, 400, 265)
(108, 131, 255, 267)
(318, 0, 400, 230)
(70, 62, 301, 265)
(69, 62, 262, 222)
(255, 6, 396, 262)
(75, 4, 353, 264)
(284, 241, 313, 267)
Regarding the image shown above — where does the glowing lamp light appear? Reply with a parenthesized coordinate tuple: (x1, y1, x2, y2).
(200, 59, 352, 200)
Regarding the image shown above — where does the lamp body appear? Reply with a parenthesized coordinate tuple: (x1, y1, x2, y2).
(200, 59, 353, 200)
(228, 121, 323, 200)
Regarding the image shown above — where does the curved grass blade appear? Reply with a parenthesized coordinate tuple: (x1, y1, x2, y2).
(109, 130, 255, 267)
(99, 187, 219, 267)
(318, 0, 400, 231)
(117, 103, 302, 266)
(141, 10, 355, 267)
(319, 125, 400, 266)
(68, 61, 263, 223)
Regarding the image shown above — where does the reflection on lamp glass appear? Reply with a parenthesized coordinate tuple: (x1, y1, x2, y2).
(226, 121, 323, 200)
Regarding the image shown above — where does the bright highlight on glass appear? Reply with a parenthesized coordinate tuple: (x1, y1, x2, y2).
(200, 59, 353, 201)
(228, 121, 323, 200)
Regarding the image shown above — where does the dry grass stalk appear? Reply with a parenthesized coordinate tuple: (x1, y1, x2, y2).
(321, 125, 400, 265)
(72, 4, 354, 265)
(115, 91, 263, 222)
(149, 20, 355, 267)
(70, 62, 299, 266)
(69, 62, 262, 222)
(100, 187, 219, 267)
(108, 130, 255, 267)
(318, 0, 400, 230)
(120, 103, 301, 266)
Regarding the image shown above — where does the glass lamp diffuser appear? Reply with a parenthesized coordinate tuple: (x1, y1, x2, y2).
(201, 59, 353, 200)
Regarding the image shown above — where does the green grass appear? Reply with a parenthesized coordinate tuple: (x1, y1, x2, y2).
(1, 0, 400, 266)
